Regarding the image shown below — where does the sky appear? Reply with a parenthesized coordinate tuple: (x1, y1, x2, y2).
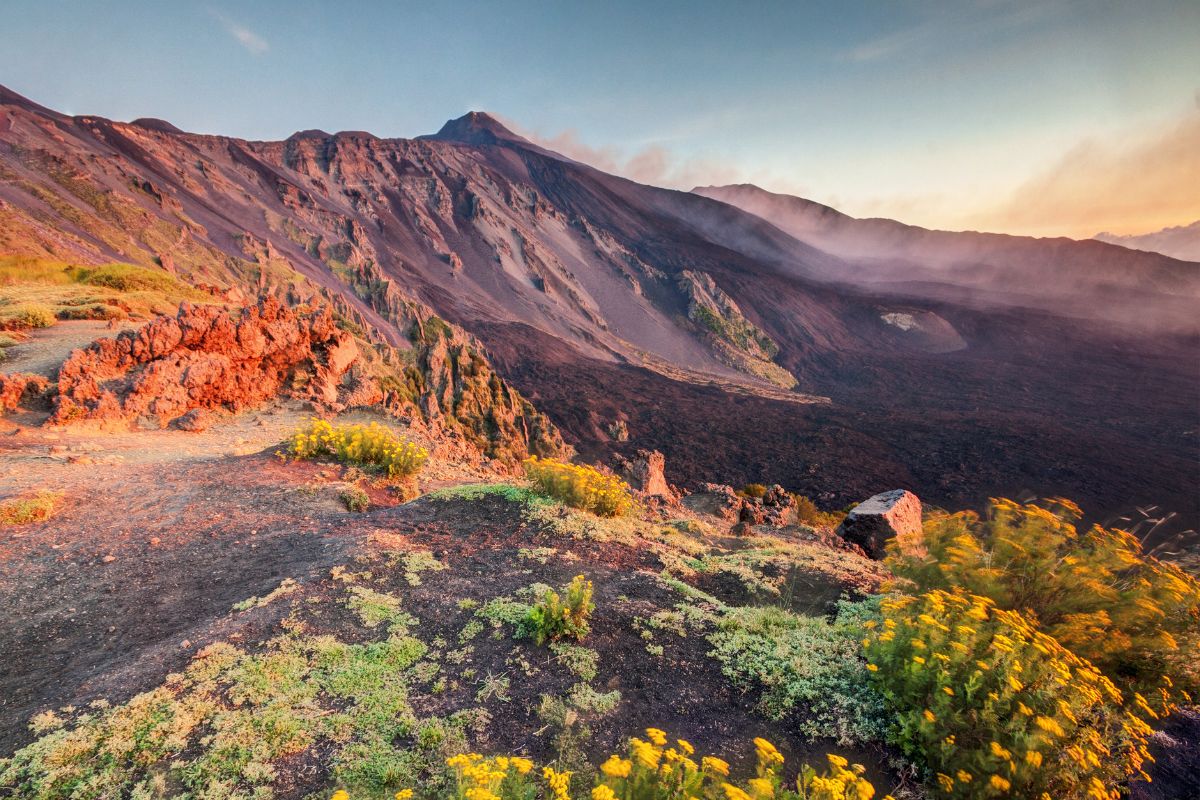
(2, 0, 1197, 238)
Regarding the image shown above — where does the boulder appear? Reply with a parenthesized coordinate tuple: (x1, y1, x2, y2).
(174, 408, 213, 432)
(615, 449, 677, 500)
(836, 489, 923, 559)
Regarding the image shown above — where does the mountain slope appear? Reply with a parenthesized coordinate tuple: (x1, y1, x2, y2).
(1095, 220, 1200, 262)
(693, 183, 1200, 330)
(1, 85, 1197, 530)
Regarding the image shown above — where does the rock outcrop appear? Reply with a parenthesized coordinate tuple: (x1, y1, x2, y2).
(0, 372, 50, 414)
(682, 481, 800, 533)
(49, 297, 367, 427)
(614, 449, 678, 501)
(836, 489, 923, 559)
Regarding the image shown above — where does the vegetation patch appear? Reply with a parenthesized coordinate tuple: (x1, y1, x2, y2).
(0, 257, 208, 329)
(708, 600, 889, 746)
(441, 728, 882, 800)
(865, 589, 1154, 798)
(341, 486, 371, 512)
(520, 575, 595, 645)
(0, 491, 62, 527)
(524, 457, 634, 517)
(887, 498, 1200, 714)
(286, 418, 429, 479)
(232, 578, 300, 612)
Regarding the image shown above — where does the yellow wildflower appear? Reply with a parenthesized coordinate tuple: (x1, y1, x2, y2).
(722, 784, 753, 800)
(600, 756, 631, 778)
(592, 786, 617, 800)
(645, 728, 668, 746)
(703, 756, 731, 777)
(989, 775, 1011, 792)
(748, 778, 775, 798)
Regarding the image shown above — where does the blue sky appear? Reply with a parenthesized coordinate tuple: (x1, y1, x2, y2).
(3, 1, 1197, 236)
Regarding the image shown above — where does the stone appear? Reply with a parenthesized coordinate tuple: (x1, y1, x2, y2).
(174, 408, 213, 432)
(615, 449, 677, 500)
(836, 489, 923, 559)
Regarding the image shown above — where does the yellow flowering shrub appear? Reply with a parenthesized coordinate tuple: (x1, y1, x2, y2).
(520, 575, 595, 645)
(523, 457, 634, 518)
(286, 418, 429, 479)
(887, 498, 1200, 713)
(353, 728, 887, 800)
(864, 590, 1156, 799)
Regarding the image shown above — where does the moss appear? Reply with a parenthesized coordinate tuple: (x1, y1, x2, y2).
(0, 491, 62, 526)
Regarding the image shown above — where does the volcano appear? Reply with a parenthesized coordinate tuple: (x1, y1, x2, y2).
(1, 85, 1197, 529)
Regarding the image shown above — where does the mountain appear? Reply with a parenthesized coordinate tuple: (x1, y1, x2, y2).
(1, 85, 1197, 530)
(692, 183, 1200, 329)
(1095, 220, 1200, 262)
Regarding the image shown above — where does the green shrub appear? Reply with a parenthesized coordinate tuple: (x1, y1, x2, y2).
(887, 498, 1200, 712)
(708, 601, 888, 745)
(523, 457, 633, 517)
(2, 302, 56, 330)
(75, 263, 185, 293)
(341, 487, 370, 512)
(520, 575, 594, 645)
(865, 590, 1154, 799)
(0, 492, 62, 526)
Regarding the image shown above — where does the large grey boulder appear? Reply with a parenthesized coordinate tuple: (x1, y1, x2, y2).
(837, 489, 923, 559)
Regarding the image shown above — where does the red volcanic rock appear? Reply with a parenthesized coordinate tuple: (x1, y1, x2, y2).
(615, 449, 678, 501)
(0, 372, 50, 414)
(49, 297, 364, 427)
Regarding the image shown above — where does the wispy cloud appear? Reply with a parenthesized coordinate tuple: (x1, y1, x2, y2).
(208, 8, 269, 55)
(841, 0, 1063, 63)
(970, 108, 1200, 238)
(518, 127, 741, 190)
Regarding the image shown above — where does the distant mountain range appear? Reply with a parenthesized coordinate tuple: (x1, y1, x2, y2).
(1, 83, 1197, 527)
(1094, 220, 1200, 262)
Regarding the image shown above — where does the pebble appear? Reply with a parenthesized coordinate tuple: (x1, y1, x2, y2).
(101, 554, 116, 563)
(149, 537, 161, 545)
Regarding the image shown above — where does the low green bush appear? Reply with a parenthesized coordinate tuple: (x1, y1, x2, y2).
(2, 302, 56, 330)
(708, 600, 888, 745)
(75, 263, 186, 293)
(520, 575, 594, 645)
(341, 487, 370, 512)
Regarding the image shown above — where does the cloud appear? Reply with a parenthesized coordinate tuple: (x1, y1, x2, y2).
(840, 1, 1061, 63)
(522, 128, 741, 190)
(209, 9, 269, 55)
(974, 110, 1200, 238)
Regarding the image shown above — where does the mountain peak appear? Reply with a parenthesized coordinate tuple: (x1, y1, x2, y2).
(424, 111, 525, 146)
